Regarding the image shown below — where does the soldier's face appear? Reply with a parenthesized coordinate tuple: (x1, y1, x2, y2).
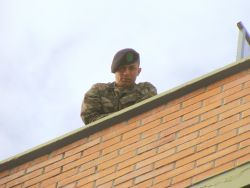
(115, 63, 141, 87)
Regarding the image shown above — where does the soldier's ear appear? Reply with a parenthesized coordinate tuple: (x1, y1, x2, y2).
(137, 68, 141, 75)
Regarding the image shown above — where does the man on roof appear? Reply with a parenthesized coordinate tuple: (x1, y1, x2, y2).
(81, 48, 157, 124)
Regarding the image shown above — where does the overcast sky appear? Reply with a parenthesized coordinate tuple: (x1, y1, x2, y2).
(0, 0, 249, 161)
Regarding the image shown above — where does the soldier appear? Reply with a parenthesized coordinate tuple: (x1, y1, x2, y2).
(81, 48, 157, 124)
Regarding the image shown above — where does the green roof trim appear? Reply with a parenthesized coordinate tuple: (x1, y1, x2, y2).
(0, 57, 250, 172)
(191, 162, 250, 188)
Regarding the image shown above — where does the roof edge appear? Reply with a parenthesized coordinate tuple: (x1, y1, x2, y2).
(190, 162, 250, 188)
(1, 57, 250, 171)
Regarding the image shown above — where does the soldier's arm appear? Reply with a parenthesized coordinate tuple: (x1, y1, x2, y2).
(137, 82, 157, 102)
(81, 84, 111, 125)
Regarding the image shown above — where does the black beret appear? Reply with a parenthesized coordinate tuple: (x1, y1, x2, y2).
(111, 48, 140, 73)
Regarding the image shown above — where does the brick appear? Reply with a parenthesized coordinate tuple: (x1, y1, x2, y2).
(202, 99, 240, 121)
(26, 154, 63, 173)
(64, 137, 101, 157)
(44, 183, 57, 188)
(78, 181, 94, 188)
(101, 135, 121, 148)
(151, 179, 171, 188)
(200, 115, 238, 136)
(114, 165, 153, 185)
(205, 72, 236, 90)
(134, 163, 174, 184)
(87, 135, 121, 156)
(238, 124, 250, 134)
(63, 151, 100, 172)
(172, 162, 213, 184)
(159, 132, 198, 153)
(98, 150, 135, 171)
(45, 153, 81, 173)
(192, 161, 235, 184)
(77, 166, 116, 187)
(9, 161, 31, 175)
(243, 94, 250, 103)
(196, 145, 237, 166)
(102, 121, 139, 142)
(58, 167, 95, 187)
(180, 87, 206, 102)
(31, 155, 49, 166)
(50, 138, 87, 157)
(244, 80, 250, 88)
(120, 134, 158, 155)
(223, 74, 250, 90)
(203, 84, 242, 106)
(102, 135, 140, 155)
(176, 146, 216, 168)
(114, 180, 133, 188)
(128, 107, 156, 124)
(27, 184, 39, 188)
(242, 108, 250, 118)
(161, 117, 199, 138)
(215, 146, 250, 167)
(153, 162, 194, 184)
(182, 87, 221, 108)
(122, 119, 161, 140)
(142, 118, 180, 139)
(171, 178, 192, 188)
(197, 129, 237, 151)
(5, 169, 43, 187)
(138, 134, 175, 154)
(0, 170, 9, 179)
(0, 170, 25, 185)
(219, 116, 249, 134)
(219, 101, 250, 120)
(164, 102, 201, 122)
(87, 126, 110, 141)
(179, 116, 217, 137)
(183, 100, 221, 121)
(97, 150, 118, 165)
(24, 168, 61, 187)
(60, 182, 76, 188)
(224, 87, 250, 104)
(218, 132, 249, 150)
(161, 118, 199, 139)
(96, 165, 134, 186)
(140, 104, 180, 125)
(154, 147, 195, 169)
(96, 181, 113, 188)
(178, 131, 217, 151)
(134, 179, 153, 188)
(118, 149, 157, 170)
(236, 153, 250, 166)
(41, 168, 77, 187)
(239, 139, 250, 149)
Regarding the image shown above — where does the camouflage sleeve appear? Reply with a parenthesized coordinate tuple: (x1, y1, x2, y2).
(136, 82, 157, 102)
(80, 84, 111, 125)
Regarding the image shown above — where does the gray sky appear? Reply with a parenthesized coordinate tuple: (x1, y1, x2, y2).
(0, 0, 249, 161)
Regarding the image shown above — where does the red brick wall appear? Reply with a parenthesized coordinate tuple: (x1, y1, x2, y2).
(0, 68, 249, 188)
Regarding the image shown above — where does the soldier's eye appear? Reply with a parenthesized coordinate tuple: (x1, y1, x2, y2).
(129, 67, 135, 71)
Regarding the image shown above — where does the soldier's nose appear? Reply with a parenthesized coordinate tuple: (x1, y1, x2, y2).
(123, 68, 130, 74)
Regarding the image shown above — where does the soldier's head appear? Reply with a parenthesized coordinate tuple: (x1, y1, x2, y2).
(111, 48, 141, 88)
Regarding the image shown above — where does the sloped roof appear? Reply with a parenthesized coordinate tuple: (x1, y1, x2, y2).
(1, 57, 250, 171)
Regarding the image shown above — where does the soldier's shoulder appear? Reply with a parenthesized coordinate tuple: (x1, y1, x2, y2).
(89, 82, 113, 91)
(137, 82, 156, 89)
(137, 82, 157, 94)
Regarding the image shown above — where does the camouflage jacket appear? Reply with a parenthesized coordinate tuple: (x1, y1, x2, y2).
(81, 82, 157, 124)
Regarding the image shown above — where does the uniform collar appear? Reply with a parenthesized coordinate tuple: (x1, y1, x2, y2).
(113, 82, 136, 91)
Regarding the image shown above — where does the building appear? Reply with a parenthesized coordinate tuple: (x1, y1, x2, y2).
(0, 57, 250, 187)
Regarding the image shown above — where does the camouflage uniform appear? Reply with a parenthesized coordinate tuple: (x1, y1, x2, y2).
(81, 82, 157, 124)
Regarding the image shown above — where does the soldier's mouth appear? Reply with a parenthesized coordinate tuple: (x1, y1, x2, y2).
(121, 78, 131, 82)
